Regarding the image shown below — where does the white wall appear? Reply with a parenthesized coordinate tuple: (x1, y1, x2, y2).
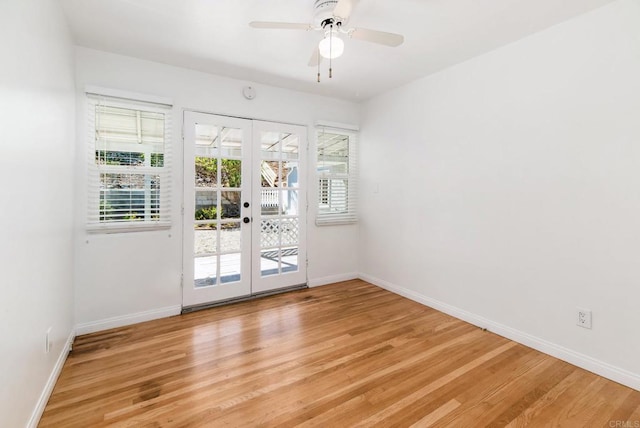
(74, 48, 360, 330)
(0, 0, 76, 426)
(360, 0, 640, 388)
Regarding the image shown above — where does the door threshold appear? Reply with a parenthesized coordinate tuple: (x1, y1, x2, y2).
(181, 283, 308, 314)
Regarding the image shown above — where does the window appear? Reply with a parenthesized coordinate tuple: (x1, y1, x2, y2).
(316, 127, 358, 225)
(87, 94, 172, 232)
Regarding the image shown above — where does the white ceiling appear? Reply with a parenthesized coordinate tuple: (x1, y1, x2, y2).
(60, 0, 615, 102)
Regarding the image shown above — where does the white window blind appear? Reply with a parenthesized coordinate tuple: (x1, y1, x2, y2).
(316, 127, 358, 225)
(86, 94, 172, 232)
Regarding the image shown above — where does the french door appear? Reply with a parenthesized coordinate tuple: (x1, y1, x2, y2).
(183, 112, 307, 308)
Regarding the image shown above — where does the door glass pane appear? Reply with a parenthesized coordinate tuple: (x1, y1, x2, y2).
(282, 190, 298, 215)
(261, 189, 280, 216)
(261, 131, 283, 160)
(220, 222, 241, 253)
(260, 249, 279, 277)
(260, 161, 279, 188)
(220, 253, 241, 283)
(195, 124, 218, 147)
(281, 247, 299, 273)
(195, 190, 218, 220)
(260, 219, 280, 248)
(221, 159, 242, 188)
(194, 255, 217, 288)
(280, 218, 299, 246)
(282, 135, 299, 160)
(195, 223, 217, 255)
(220, 128, 243, 157)
(257, 127, 303, 282)
(221, 191, 241, 219)
(195, 157, 218, 187)
(282, 162, 299, 188)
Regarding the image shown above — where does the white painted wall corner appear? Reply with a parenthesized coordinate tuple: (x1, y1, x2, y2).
(27, 330, 75, 428)
(308, 272, 359, 288)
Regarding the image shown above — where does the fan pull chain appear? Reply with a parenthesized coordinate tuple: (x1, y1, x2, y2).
(329, 24, 333, 79)
(317, 50, 321, 83)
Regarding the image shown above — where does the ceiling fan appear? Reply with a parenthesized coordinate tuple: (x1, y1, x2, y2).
(250, 0, 404, 82)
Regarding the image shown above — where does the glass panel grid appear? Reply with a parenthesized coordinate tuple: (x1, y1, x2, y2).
(220, 128, 243, 157)
(195, 190, 218, 221)
(194, 224, 217, 256)
(260, 219, 280, 248)
(261, 188, 280, 216)
(220, 253, 241, 283)
(282, 190, 298, 215)
(221, 191, 241, 219)
(281, 247, 299, 274)
(280, 218, 299, 246)
(220, 222, 241, 253)
(195, 124, 219, 147)
(194, 256, 217, 288)
(260, 161, 279, 188)
(189, 120, 251, 295)
(195, 156, 218, 187)
(221, 159, 242, 187)
(282, 162, 299, 188)
(281, 135, 299, 160)
(257, 128, 303, 280)
(260, 249, 280, 277)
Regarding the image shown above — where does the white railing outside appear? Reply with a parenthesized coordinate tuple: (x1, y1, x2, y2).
(261, 189, 279, 207)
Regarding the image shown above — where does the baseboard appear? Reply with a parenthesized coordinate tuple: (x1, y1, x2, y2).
(75, 305, 182, 335)
(308, 272, 359, 288)
(27, 329, 75, 428)
(358, 273, 640, 392)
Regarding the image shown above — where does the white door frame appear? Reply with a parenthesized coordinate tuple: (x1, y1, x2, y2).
(182, 112, 307, 308)
(182, 111, 253, 307)
(251, 120, 308, 294)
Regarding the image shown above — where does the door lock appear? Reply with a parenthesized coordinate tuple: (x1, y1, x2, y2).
(243, 217, 251, 224)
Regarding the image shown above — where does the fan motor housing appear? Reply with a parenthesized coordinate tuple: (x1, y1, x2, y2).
(313, 0, 342, 27)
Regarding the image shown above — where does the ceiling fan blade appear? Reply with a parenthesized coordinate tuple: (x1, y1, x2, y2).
(333, 0, 359, 21)
(308, 47, 323, 67)
(249, 21, 313, 30)
(350, 28, 404, 47)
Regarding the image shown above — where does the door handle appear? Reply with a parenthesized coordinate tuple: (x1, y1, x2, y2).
(243, 217, 251, 224)
(243, 202, 250, 208)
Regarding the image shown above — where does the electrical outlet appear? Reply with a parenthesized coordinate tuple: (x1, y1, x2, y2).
(45, 327, 52, 353)
(577, 309, 592, 329)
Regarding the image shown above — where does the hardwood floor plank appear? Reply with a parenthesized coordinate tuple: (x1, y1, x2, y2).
(39, 280, 640, 427)
(409, 399, 461, 428)
(627, 402, 640, 424)
(606, 392, 640, 427)
(375, 343, 538, 427)
(585, 382, 635, 427)
(504, 368, 590, 428)
(352, 342, 518, 427)
(483, 360, 576, 427)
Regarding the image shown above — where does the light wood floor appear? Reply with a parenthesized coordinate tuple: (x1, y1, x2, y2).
(40, 280, 640, 427)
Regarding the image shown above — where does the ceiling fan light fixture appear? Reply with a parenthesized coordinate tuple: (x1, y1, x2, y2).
(318, 32, 344, 59)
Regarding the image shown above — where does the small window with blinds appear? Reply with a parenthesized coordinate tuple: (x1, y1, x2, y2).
(87, 94, 172, 232)
(316, 128, 358, 225)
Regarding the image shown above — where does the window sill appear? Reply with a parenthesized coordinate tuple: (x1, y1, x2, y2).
(86, 222, 171, 234)
(315, 219, 358, 227)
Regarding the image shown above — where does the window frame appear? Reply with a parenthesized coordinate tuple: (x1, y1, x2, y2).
(315, 126, 358, 226)
(86, 93, 173, 233)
